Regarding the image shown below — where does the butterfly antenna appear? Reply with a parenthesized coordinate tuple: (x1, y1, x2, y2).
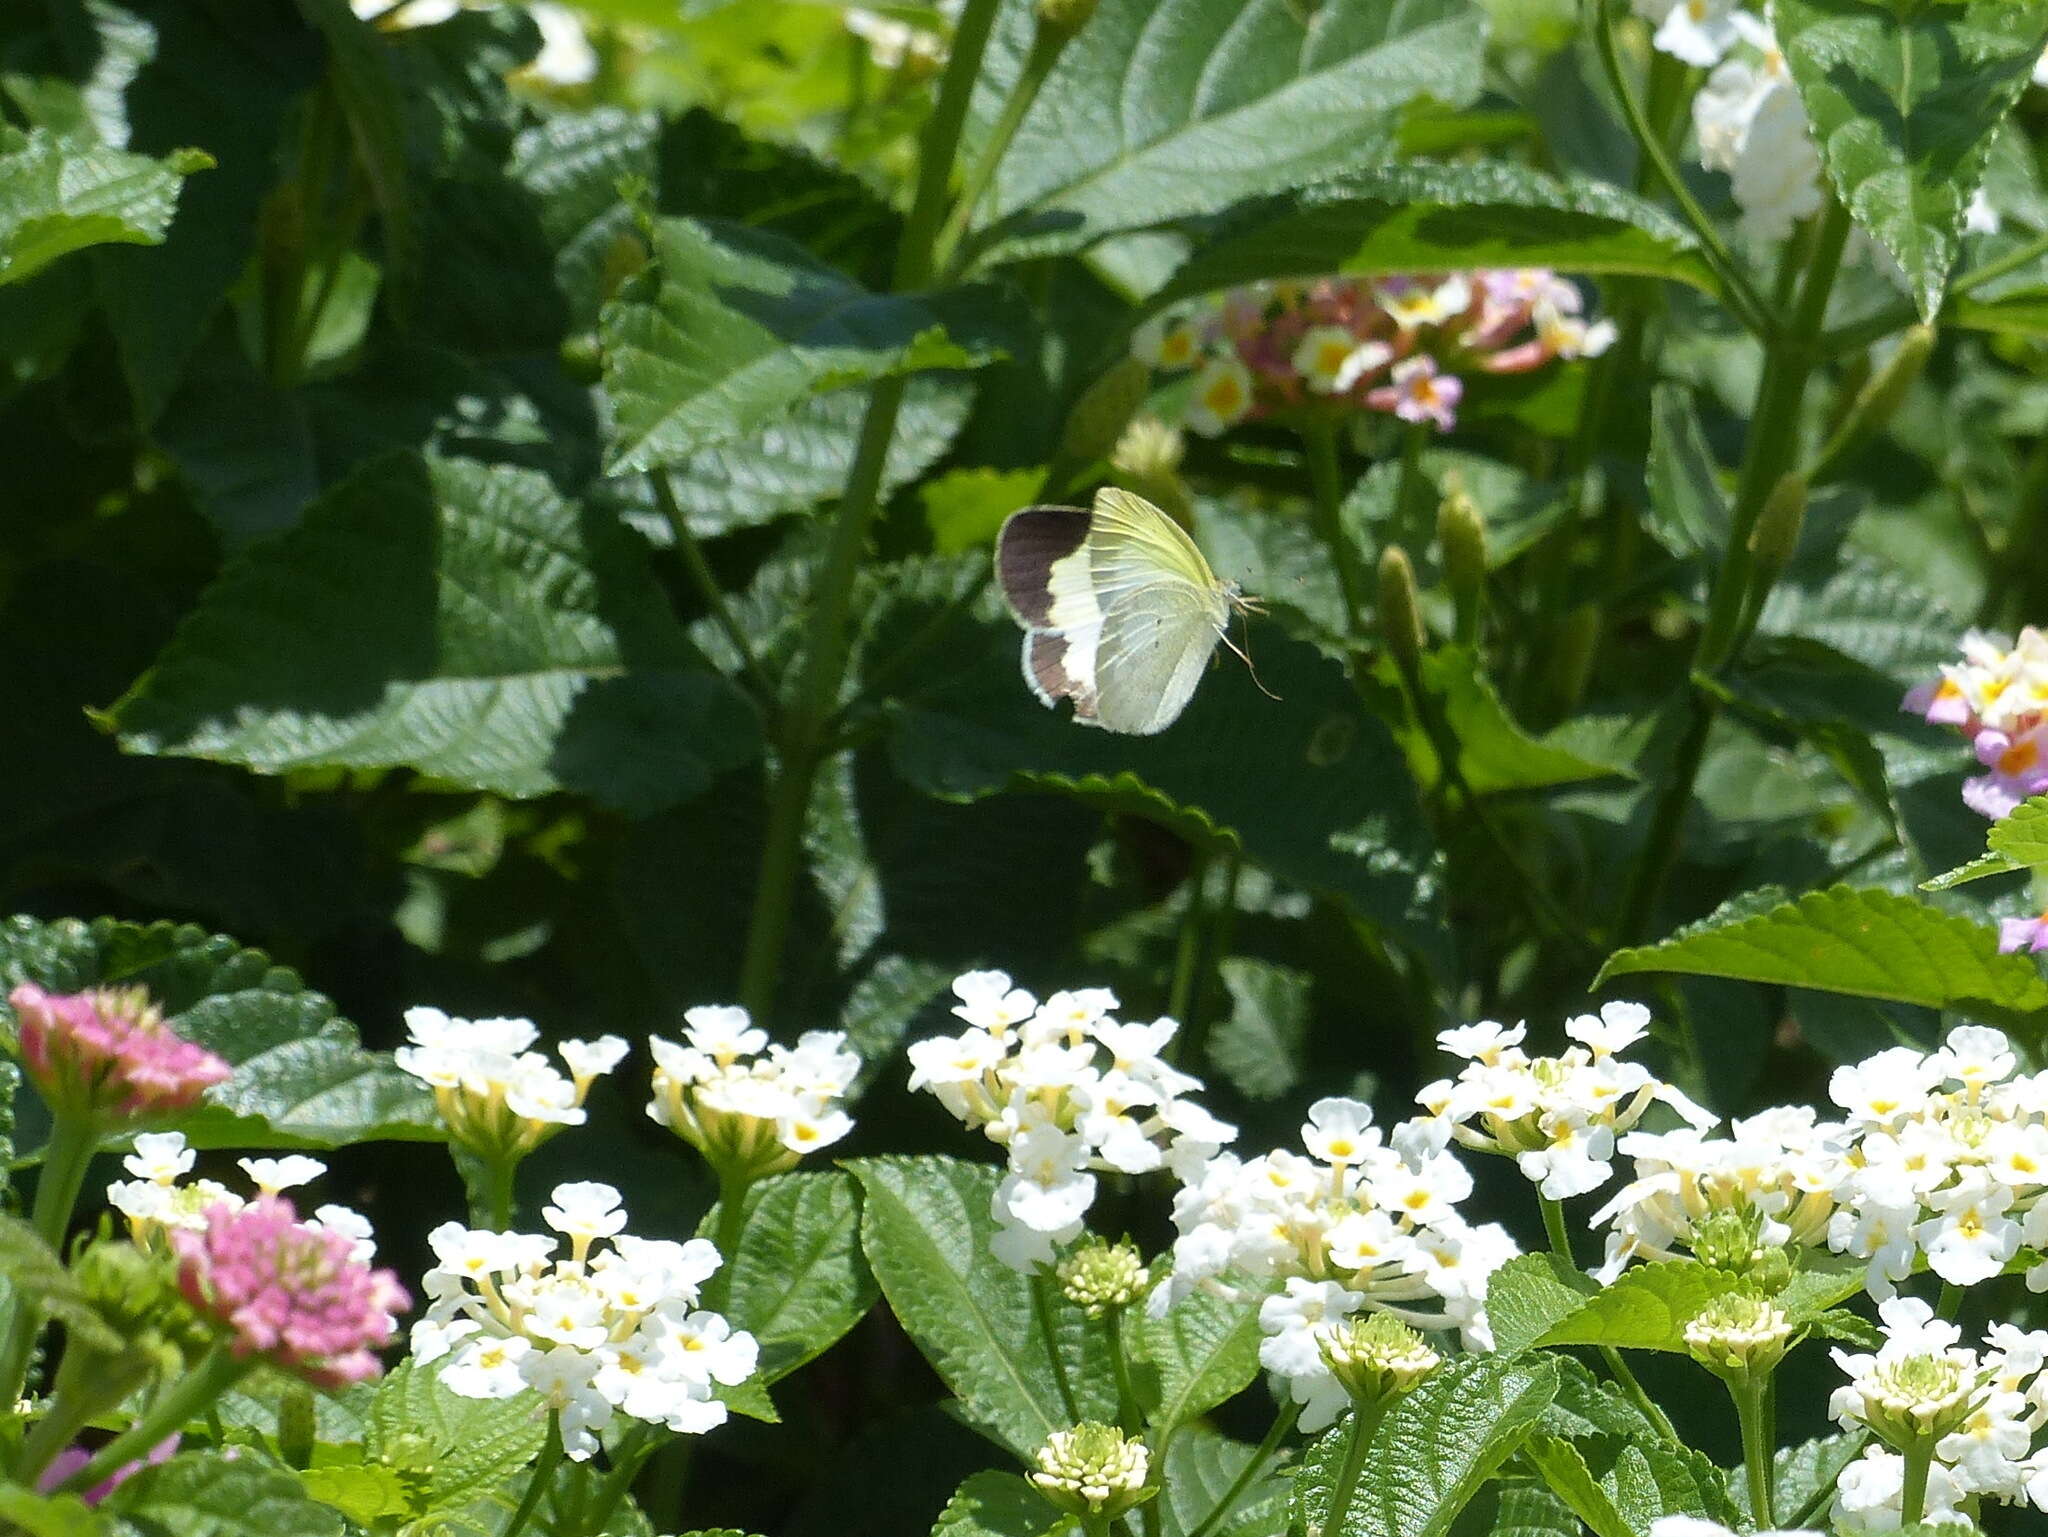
(1220, 605, 1282, 703)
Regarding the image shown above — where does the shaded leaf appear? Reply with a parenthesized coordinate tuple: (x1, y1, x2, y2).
(1136, 1289, 1264, 1434)
(1207, 957, 1310, 1102)
(930, 1472, 1059, 1537)
(601, 216, 1014, 473)
(0, 915, 435, 1148)
(1158, 162, 1714, 307)
(103, 1451, 343, 1537)
(106, 453, 761, 815)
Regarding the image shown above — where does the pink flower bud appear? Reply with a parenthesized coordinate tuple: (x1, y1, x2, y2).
(174, 1197, 409, 1390)
(10, 984, 232, 1125)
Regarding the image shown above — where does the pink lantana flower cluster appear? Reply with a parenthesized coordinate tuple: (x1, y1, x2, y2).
(174, 1195, 409, 1389)
(1904, 627, 2048, 820)
(9, 983, 231, 1125)
(1133, 270, 1615, 439)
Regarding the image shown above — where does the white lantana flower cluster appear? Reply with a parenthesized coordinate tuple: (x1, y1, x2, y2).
(351, 0, 599, 87)
(907, 971, 1237, 1271)
(1824, 1026, 2048, 1297)
(1419, 1002, 1717, 1202)
(395, 1006, 629, 1163)
(413, 1181, 758, 1459)
(1590, 1105, 1846, 1282)
(108, 1131, 377, 1262)
(646, 1006, 859, 1180)
(1827, 1296, 2048, 1528)
(1154, 1097, 1515, 1431)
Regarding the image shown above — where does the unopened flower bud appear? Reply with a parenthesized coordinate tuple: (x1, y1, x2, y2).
(1061, 358, 1151, 465)
(1029, 1422, 1153, 1518)
(9, 984, 231, 1127)
(1035, 0, 1099, 44)
(1812, 324, 1932, 483)
(1316, 1311, 1441, 1407)
(1377, 544, 1426, 675)
(1110, 415, 1193, 529)
(1690, 1209, 1792, 1295)
(1057, 1237, 1149, 1316)
(1746, 470, 1806, 592)
(277, 1383, 318, 1470)
(1437, 484, 1487, 646)
(1685, 1292, 1793, 1378)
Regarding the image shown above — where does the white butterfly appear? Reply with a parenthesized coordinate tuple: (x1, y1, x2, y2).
(995, 488, 1256, 735)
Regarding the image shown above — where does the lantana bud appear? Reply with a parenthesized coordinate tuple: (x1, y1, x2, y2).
(1437, 484, 1487, 645)
(1036, 0, 1099, 43)
(1836, 1350, 1981, 1450)
(1691, 1208, 1793, 1295)
(1684, 1292, 1793, 1378)
(1377, 544, 1426, 675)
(9, 984, 230, 1127)
(1029, 1422, 1154, 1519)
(1315, 1311, 1441, 1408)
(1110, 416, 1194, 529)
(1061, 358, 1150, 465)
(1056, 1237, 1149, 1316)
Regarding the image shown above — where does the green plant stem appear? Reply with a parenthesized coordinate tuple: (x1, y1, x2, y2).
(1300, 416, 1366, 635)
(705, 1167, 754, 1315)
(501, 1414, 566, 1537)
(479, 1153, 519, 1232)
(1392, 421, 1432, 550)
(1899, 1437, 1932, 1526)
(1615, 196, 1852, 949)
(1321, 1399, 1387, 1537)
(734, 0, 1003, 1027)
(1733, 1376, 1775, 1529)
(1104, 1309, 1141, 1435)
(1185, 1400, 1299, 1537)
(1588, 0, 1772, 337)
(1032, 1270, 1082, 1423)
(15, 1370, 112, 1484)
(1936, 1281, 1964, 1322)
(650, 473, 776, 711)
(54, 1346, 255, 1494)
(0, 1114, 101, 1407)
(933, 24, 1067, 278)
(1538, 1194, 1575, 1267)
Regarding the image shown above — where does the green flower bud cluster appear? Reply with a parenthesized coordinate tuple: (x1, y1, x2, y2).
(1056, 1237, 1149, 1316)
(1316, 1311, 1441, 1409)
(1684, 1292, 1794, 1379)
(1029, 1421, 1154, 1518)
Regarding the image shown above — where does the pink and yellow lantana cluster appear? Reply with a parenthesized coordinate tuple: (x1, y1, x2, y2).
(1133, 270, 1615, 438)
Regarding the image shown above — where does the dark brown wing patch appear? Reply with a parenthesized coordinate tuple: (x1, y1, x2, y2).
(996, 506, 1091, 628)
(1027, 632, 1097, 718)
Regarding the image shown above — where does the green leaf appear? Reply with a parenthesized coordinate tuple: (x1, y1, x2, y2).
(1992, 794, 2048, 865)
(1156, 1424, 1291, 1537)
(1773, 1433, 1862, 1528)
(1603, 1441, 1736, 1531)
(298, 1466, 416, 1528)
(1596, 885, 2048, 1033)
(601, 216, 1013, 473)
(0, 915, 436, 1148)
(1206, 957, 1310, 1102)
(1135, 1289, 1264, 1435)
(974, 0, 1486, 263)
(105, 453, 761, 816)
(0, 1486, 109, 1537)
(1157, 162, 1715, 308)
(698, 1169, 877, 1385)
(923, 465, 1048, 555)
(1482, 1252, 1599, 1358)
(1485, 1484, 1581, 1537)
(1293, 1355, 1558, 1537)
(366, 1359, 549, 1515)
(1531, 1260, 1731, 1355)
(1520, 1435, 1631, 1537)
(1645, 384, 1728, 559)
(509, 107, 658, 328)
(1776, 0, 2048, 320)
(1413, 647, 1630, 796)
(0, 126, 209, 287)
(848, 1155, 1116, 1457)
(930, 1472, 1059, 1537)
(1775, 1249, 1871, 1324)
(624, 377, 971, 541)
(104, 1451, 342, 1537)
(886, 617, 1442, 952)
(0, 1215, 120, 1351)
(1922, 850, 2023, 892)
